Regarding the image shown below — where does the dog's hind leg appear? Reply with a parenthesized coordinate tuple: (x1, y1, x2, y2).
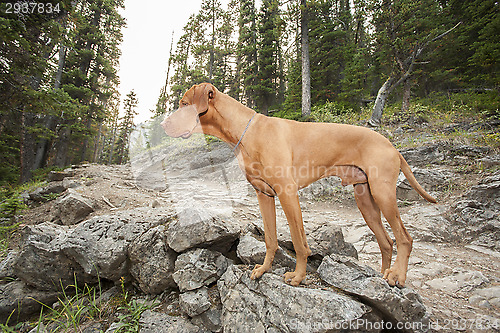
(370, 179, 413, 287)
(354, 183, 393, 273)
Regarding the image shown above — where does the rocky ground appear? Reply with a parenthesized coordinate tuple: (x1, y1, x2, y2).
(1, 119, 499, 332)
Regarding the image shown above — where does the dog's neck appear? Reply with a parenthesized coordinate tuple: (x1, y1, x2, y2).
(200, 92, 257, 149)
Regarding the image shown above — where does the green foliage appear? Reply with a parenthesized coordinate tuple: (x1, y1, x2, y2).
(115, 277, 157, 333)
(310, 101, 364, 124)
(0, 0, 125, 184)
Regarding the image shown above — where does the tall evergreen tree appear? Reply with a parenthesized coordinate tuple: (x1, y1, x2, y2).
(54, 0, 124, 165)
(0, 0, 73, 183)
(114, 90, 138, 164)
(237, 0, 259, 107)
(255, 0, 282, 114)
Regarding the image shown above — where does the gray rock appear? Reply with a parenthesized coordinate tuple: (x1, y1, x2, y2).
(62, 208, 175, 282)
(28, 323, 48, 333)
(400, 144, 445, 166)
(426, 271, 489, 293)
(166, 207, 240, 253)
(192, 303, 222, 332)
(14, 208, 175, 290)
(14, 223, 95, 291)
(236, 233, 297, 270)
(173, 248, 231, 292)
(129, 225, 178, 294)
(0, 280, 60, 323)
(218, 265, 378, 333)
(47, 170, 75, 182)
(62, 177, 82, 189)
(139, 309, 204, 333)
(53, 190, 95, 225)
(299, 177, 352, 200)
(397, 167, 454, 201)
(179, 287, 211, 317)
(189, 145, 233, 170)
(29, 182, 66, 201)
(479, 154, 500, 168)
(256, 219, 357, 260)
(317, 254, 429, 331)
(0, 250, 18, 280)
(105, 322, 124, 333)
(469, 286, 500, 308)
(446, 171, 500, 250)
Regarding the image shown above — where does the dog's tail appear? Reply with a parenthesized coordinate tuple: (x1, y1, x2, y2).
(398, 152, 437, 203)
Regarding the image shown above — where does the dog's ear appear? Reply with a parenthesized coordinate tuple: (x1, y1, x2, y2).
(194, 83, 215, 114)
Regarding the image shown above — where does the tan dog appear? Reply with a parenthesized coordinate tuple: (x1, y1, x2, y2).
(161, 83, 436, 287)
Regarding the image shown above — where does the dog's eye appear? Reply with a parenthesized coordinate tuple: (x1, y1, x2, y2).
(181, 102, 189, 106)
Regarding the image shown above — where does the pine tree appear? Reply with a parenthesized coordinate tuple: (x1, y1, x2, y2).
(367, 0, 460, 126)
(237, 0, 259, 107)
(114, 90, 138, 164)
(54, 0, 124, 166)
(255, 0, 282, 114)
(0, 0, 73, 183)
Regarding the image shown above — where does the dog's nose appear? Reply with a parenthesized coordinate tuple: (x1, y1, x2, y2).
(160, 118, 170, 130)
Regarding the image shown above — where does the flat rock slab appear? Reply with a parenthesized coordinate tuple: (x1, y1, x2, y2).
(173, 248, 232, 292)
(166, 207, 241, 253)
(139, 309, 204, 333)
(218, 265, 378, 333)
(317, 254, 429, 331)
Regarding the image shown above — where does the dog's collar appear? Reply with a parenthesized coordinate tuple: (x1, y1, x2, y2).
(232, 112, 256, 154)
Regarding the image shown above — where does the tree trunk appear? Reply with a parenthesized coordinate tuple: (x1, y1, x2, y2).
(301, 0, 311, 117)
(368, 77, 395, 127)
(54, 127, 70, 167)
(208, 0, 215, 82)
(20, 111, 36, 183)
(33, 33, 67, 170)
(92, 120, 103, 163)
(401, 77, 411, 113)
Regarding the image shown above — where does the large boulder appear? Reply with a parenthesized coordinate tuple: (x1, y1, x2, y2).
(0, 280, 60, 323)
(236, 233, 296, 269)
(397, 167, 454, 202)
(400, 144, 445, 166)
(14, 223, 95, 291)
(166, 207, 240, 253)
(317, 254, 429, 331)
(28, 181, 66, 202)
(173, 248, 232, 292)
(52, 190, 95, 225)
(128, 225, 178, 294)
(62, 208, 174, 281)
(217, 265, 379, 333)
(14, 208, 175, 290)
(179, 287, 212, 317)
(445, 171, 500, 250)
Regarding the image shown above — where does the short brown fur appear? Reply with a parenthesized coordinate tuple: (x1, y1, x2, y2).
(161, 83, 437, 287)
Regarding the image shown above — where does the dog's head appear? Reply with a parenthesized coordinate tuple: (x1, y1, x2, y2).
(161, 83, 216, 139)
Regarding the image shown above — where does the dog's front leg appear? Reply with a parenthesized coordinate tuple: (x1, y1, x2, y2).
(278, 186, 312, 286)
(250, 190, 278, 280)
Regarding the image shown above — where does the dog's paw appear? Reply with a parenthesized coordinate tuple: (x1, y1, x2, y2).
(283, 271, 305, 287)
(250, 264, 268, 280)
(383, 267, 406, 288)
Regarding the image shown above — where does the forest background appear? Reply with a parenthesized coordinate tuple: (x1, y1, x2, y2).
(0, 0, 498, 187)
